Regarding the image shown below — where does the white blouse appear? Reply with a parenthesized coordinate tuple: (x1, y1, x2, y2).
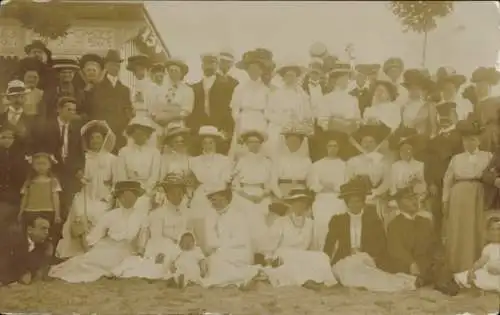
(346, 152, 390, 195)
(390, 159, 426, 195)
(150, 80, 194, 119)
(363, 101, 401, 131)
(230, 79, 269, 133)
(115, 144, 162, 193)
(307, 158, 346, 194)
(205, 206, 252, 251)
(130, 77, 158, 116)
(86, 206, 148, 246)
(272, 153, 312, 182)
(266, 86, 313, 128)
(148, 201, 189, 243)
(83, 151, 116, 201)
(232, 153, 273, 195)
(159, 151, 191, 180)
(278, 215, 314, 250)
(317, 90, 361, 130)
(189, 153, 233, 187)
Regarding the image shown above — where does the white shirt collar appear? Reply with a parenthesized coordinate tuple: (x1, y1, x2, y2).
(8, 106, 23, 115)
(466, 148, 479, 156)
(27, 236, 35, 251)
(399, 211, 418, 221)
(107, 74, 118, 86)
(347, 210, 364, 219)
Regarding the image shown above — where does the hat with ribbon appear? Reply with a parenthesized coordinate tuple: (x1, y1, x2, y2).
(198, 125, 224, 140)
(24, 40, 51, 56)
(239, 128, 268, 143)
(160, 172, 187, 187)
(103, 50, 123, 63)
(165, 57, 189, 76)
(113, 181, 145, 197)
(382, 57, 404, 74)
(52, 58, 80, 71)
(126, 54, 151, 72)
(79, 54, 104, 69)
(164, 120, 190, 142)
(125, 116, 156, 136)
(5, 80, 28, 96)
(276, 57, 305, 77)
(338, 176, 372, 200)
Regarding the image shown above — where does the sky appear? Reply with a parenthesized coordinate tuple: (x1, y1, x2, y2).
(146, 1, 500, 83)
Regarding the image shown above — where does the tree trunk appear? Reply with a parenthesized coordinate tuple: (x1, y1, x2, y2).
(421, 30, 428, 68)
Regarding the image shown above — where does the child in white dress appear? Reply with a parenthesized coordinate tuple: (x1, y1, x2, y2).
(170, 231, 207, 288)
(455, 216, 500, 292)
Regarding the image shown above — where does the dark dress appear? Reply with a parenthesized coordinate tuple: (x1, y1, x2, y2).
(323, 206, 387, 268)
(0, 229, 52, 285)
(303, 76, 327, 162)
(86, 77, 134, 153)
(481, 147, 500, 210)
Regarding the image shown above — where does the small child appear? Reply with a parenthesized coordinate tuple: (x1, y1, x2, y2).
(170, 231, 207, 288)
(17, 149, 62, 247)
(455, 216, 500, 292)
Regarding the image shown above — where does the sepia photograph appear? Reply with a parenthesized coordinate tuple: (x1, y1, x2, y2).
(0, 0, 500, 314)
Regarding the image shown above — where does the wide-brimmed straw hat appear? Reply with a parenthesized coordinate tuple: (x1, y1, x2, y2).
(160, 173, 186, 188)
(283, 188, 314, 203)
(239, 129, 268, 143)
(382, 57, 404, 74)
(281, 122, 311, 137)
(355, 64, 381, 76)
(164, 121, 190, 142)
(113, 181, 145, 197)
(352, 124, 391, 144)
(401, 69, 435, 91)
(198, 125, 224, 140)
(456, 119, 483, 137)
(126, 54, 151, 72)
(80, 120, 116, 153)
(4, 80, 28, 96)
(52, 58, 80, 72)
(165, 57, 189, 76)
(236, 50, 269, 70)
(338, 176, 372, 200)
(125, 116, 156, 136)
(276, 57, 305, 77)
(471, 67, 500, 84)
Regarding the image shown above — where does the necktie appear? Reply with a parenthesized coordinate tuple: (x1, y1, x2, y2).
(61, 124, 68, 160)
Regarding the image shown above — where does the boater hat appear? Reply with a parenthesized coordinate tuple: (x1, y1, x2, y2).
(355, 64, 381, 76)
(52, 58, 80, 71)
(239, 129, 268, 143)
(329, 62, 352, 78)
(125, 116, 156, 136)
(401, 69, 435, 91)
(160, 173, 186, 188)
(79, 54, 104, 69)
(5, 80, 28, 96)
(113, 181, 145, 197)
(283, 188, 314, 203)
(164, 121, 190, 142)
(198, 125, 224, 140)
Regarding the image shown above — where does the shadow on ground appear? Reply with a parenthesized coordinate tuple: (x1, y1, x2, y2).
(0, 279, 498, 315)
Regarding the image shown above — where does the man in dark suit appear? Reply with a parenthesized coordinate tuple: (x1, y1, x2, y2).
(33, 96, 84, 227)
(350, 64, 380, 115)
(0, 216, 52, 285)
(0, 80, 36, 151)
(187, 53, 237, 154)
(218, 49, 239, 86)
(86, 50, 134, 153)
(323, 177, 388, 269)
(42, 58, 85, 119)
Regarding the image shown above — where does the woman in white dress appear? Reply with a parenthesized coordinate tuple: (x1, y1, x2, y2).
(316, 62, 361, 160)
(228, 51, 270, 159)
(346, 125, 392, 223)
(202, 184, 260, 288)
(49, 181, 149, 283)
(262, 189, 337, 290)
(363, 80, 402, 132)
(380, 57, 407, 106)
(112, 174, 191, 280)
(307, 132, 347, 250)
(189, 126, 233, 219)
(265, 61, 314, 158)
(271, 123, 313, 199)
(56, 120, 116, 258)
(115, 116, 162, 211)
(232, 129, 273, 252)
(400, 69, 437, 137)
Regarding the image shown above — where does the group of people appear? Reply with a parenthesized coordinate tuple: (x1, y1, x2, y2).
(1, 39, 500, 295)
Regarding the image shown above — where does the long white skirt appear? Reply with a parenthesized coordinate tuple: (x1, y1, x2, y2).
(49, 238, 134, 283)
(333, 253, 416, 292)
(312, 192, 346, 251)
(112, 238, 180, 280)
(455, 266, 500, 292)
(263, 248, 337, 287)
(56, 194, 110, 259)
(202, 248, 260, 288)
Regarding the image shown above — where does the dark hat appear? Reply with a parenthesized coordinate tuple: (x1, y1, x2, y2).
(52, 58, 79, 71)
(352, 124, 391, 144)
(159, 173, 186, 188)
(104, 50, 123, 63)
(268, 201, 289, 217)
(113, 181, 145, 197)
(150, 62, 166, 73)
(254, 48, 276, 71)
(329, 62, 352, 79)
(437, 74, 467, 89)
(126, 54, 151, 72)
(338, 176, 372, 200)
(355, 64, 380, 76)
(436, 66, 457, 81)
(79, 54, 104, 69)
(165, 58, 189, 76)
(18, 57, 44, 76)
(236, 50, 268, 70)
(389, 126, 419, 150)
(401, 69, 435, 91)
(456, 119, 483, 137)
(24, 40, 51, 55)
(389, 187, 417, 201)
(383, 57, 404, 73)
(471, 67, 499, 84)
(372, 80, 399, 101)
(283, 188, 314, 203)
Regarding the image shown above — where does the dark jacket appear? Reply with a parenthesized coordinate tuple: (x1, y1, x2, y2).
(482, 148, 500, 210)
(85, 77, 133, 153)
(0, 111, 36, 151)
(323, 206, 388, 268)
(0, 229, 52, 285)
(0, 143, 28, 205)
(187, 74, 237, 135)
(42, 84, 86, 119)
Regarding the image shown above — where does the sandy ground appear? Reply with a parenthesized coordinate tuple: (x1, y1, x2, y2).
(0, 280, 498, 315)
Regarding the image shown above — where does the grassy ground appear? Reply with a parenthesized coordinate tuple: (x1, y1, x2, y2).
(0, 280, 498, 315)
